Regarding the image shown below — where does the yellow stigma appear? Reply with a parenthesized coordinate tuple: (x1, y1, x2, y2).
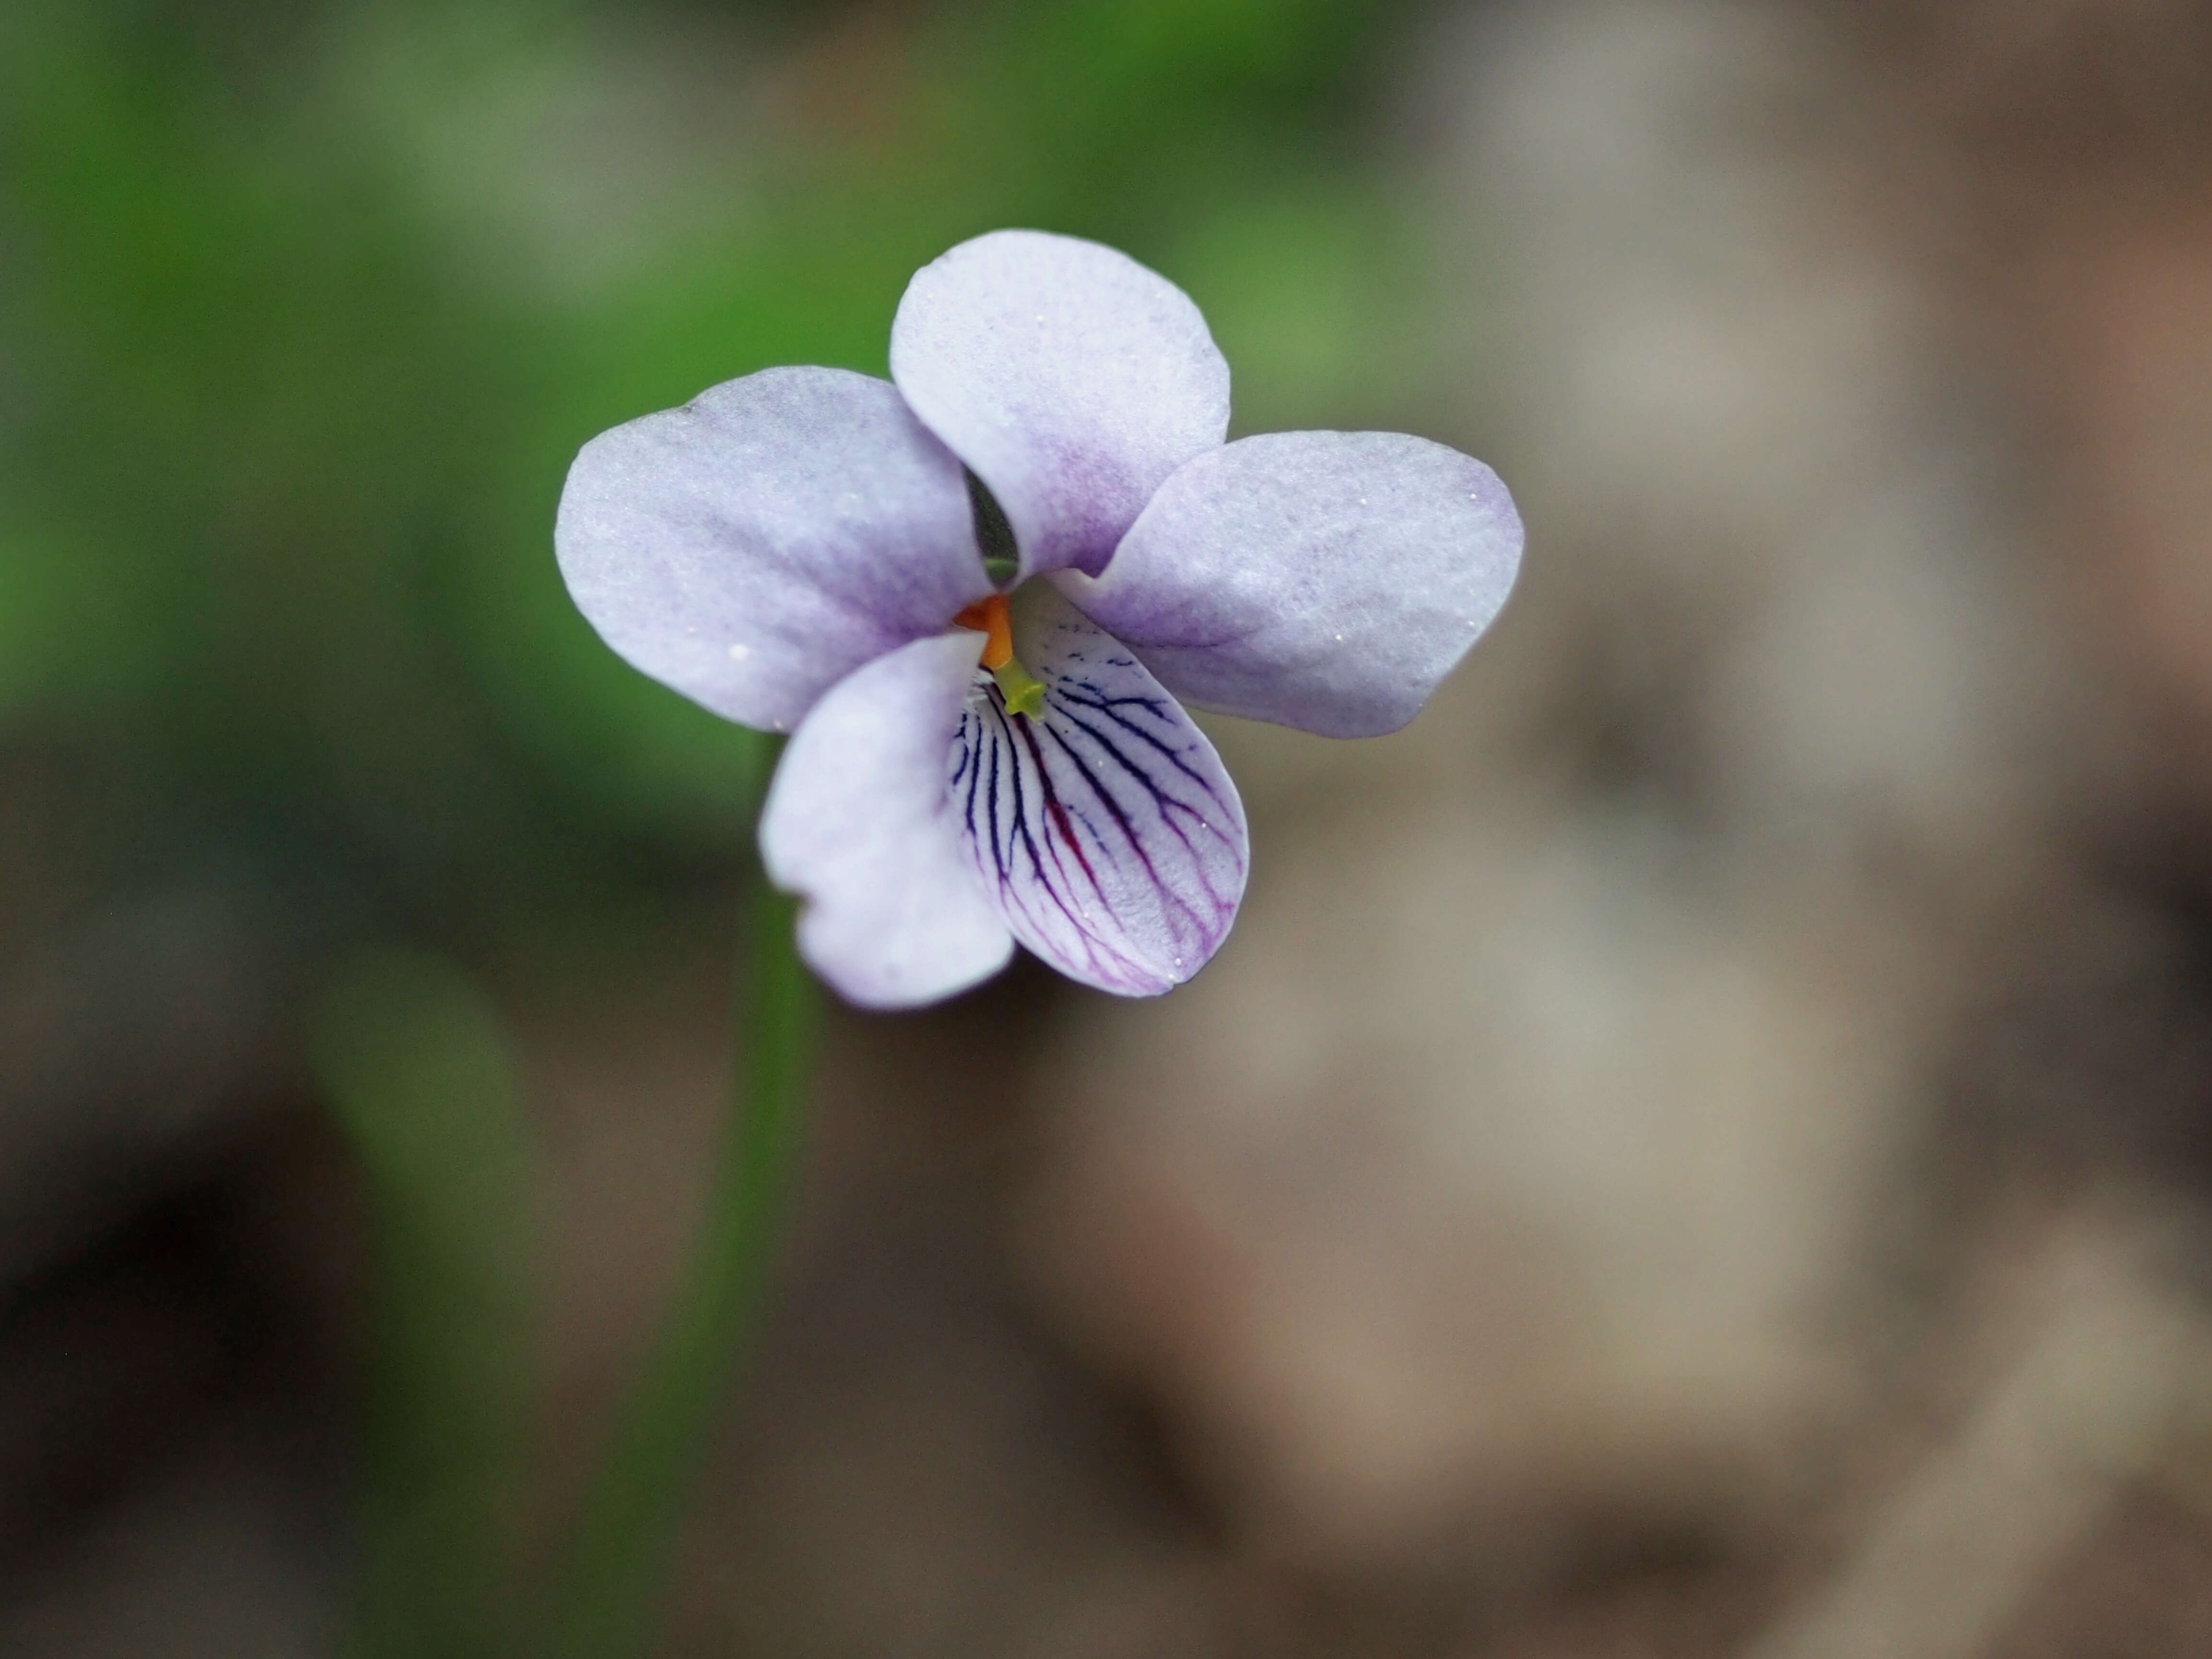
(991, 659, 1047, 717)
(953, 593, 1047, 717)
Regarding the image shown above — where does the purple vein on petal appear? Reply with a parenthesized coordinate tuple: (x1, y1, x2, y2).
(944, 588, 1248, 997)
(1038, 691, 1238, 914)
(971, 686, 1152, 993)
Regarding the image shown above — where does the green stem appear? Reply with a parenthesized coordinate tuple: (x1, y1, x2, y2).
(548, 867, 817, 1659)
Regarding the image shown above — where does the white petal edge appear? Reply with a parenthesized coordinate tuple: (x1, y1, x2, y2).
(761, 631, 1013, 1008)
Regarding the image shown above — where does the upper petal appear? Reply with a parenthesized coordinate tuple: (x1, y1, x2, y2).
(761, 630, 1013, 1009)
(889, 230, 1230, 582)
(556, 366, 994, 735)
(1059, 431, 1524, 738)
(951, 584, 1247, 997)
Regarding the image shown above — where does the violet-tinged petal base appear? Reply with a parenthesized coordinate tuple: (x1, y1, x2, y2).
(1063, 430, 1525, 737)
(950, 585, 1247, 996)
(890, 229, 1230, 581)
(762, 631, 1013, 1009)
(557, 366, 992, 735)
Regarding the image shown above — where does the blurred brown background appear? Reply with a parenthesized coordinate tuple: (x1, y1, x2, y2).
(6, 0, 2212, 1653)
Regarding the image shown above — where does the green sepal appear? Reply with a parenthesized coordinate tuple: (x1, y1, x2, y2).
(966, 470, 1021, 589)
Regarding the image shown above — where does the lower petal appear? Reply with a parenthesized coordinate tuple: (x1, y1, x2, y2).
(761, 633, 1013, 1009)
(950, 585, 1248, 996)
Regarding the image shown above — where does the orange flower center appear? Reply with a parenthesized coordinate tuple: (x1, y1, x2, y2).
(953, 592, 1015, 671)
(952, 591, 1046, 717)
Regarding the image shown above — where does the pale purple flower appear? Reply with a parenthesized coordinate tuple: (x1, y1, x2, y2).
(556, 230, 1523, 1009)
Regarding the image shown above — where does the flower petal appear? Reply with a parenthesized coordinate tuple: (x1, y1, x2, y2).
(951, 584, 1247, 996)
(556, 366, 993, 735)
(890, 229, 1230, 582)
(1061, 431, 1525, 737)
(761, 631, 1013, 1009)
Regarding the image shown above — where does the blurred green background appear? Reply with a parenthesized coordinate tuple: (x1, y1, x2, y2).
(0, 0, 1467, 1650)
(0, 0, 1439, 900)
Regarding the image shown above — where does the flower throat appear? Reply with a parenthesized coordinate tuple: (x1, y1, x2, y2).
(958, 470, 1045, 715)
(953, 593, 1047, 717)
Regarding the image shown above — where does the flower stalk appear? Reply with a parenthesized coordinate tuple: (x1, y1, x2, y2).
(546, 855, 817, 1659)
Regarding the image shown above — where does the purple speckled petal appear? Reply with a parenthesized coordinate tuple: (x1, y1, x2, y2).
(890, 229, 1230, 582)
(557, 366, 993, 735)
(761, 631, 1013, 1009)
(950, 584, 1247, 997)
(1060, 431, 1524, 738)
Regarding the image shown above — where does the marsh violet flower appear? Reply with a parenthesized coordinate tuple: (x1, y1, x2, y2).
(557, 230, 1522, 1008)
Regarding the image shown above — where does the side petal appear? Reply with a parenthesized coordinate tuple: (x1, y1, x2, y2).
(1060, 431, 1525, 738)
(890, 229, 1230, 582)
(952, 584, 1248, 997)
(556, 366, 993, 735)
(761, 631, 1013, 1009)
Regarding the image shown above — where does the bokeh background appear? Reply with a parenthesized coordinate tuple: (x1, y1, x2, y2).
(8, 0, 2212, 1653)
